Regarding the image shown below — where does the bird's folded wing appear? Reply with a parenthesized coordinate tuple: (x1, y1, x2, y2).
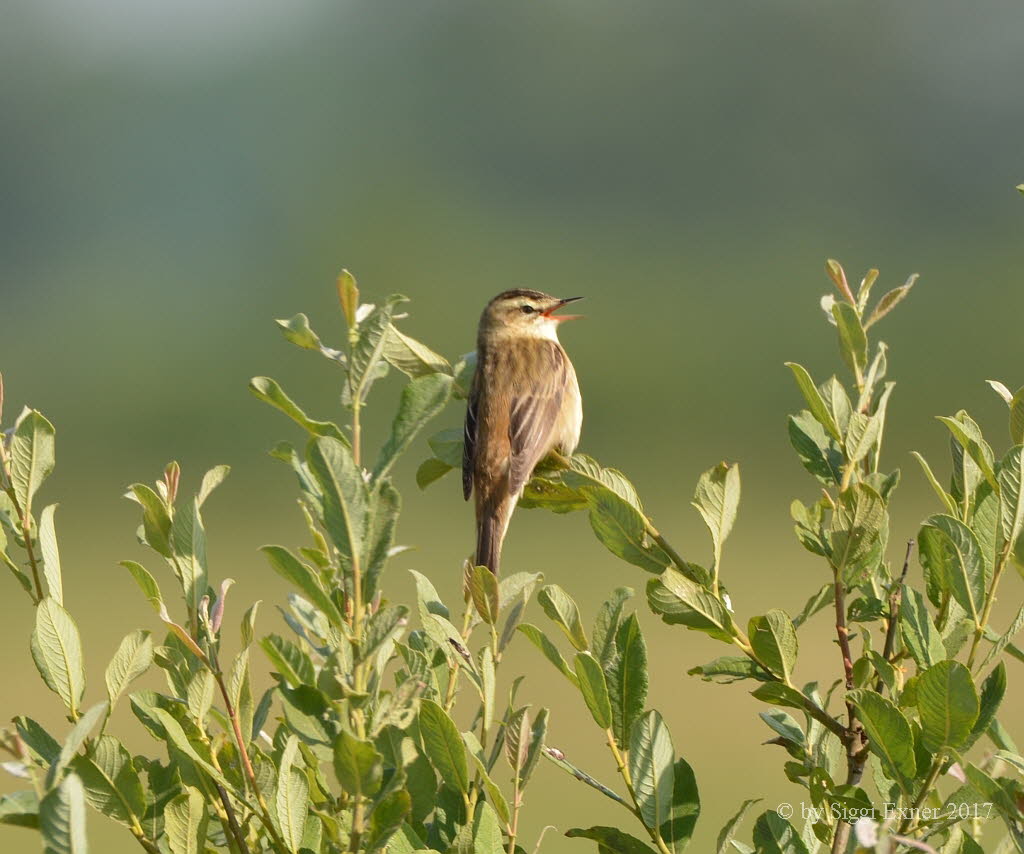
(462, 378, 478, 500)
(508, 343, 567, 495)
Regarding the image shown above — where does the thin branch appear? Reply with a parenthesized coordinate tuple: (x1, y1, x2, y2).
(831, 571, 868, 854)
(214, 782, 251, 854)
(212, 669, 288, 854)
(876, 540, 914, 695)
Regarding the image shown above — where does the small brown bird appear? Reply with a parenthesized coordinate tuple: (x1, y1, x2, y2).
(463, 289, 583, 574)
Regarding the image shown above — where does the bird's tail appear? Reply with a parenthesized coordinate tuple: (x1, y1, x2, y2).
(475, 503, 510, 575)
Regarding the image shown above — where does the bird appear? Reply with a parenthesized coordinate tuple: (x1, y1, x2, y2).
(463, 289, 583, 574)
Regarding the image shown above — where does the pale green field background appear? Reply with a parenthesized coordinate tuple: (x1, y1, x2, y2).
(2, 2, 1023, 851)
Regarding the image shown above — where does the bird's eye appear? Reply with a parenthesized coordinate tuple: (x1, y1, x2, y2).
(521, 305, 534, 314)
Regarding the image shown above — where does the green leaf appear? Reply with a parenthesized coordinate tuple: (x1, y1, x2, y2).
(195, 464, 229, 508)
(10, 409, 56, 514)
(521, 707, 548, 788)
(788, 412, 843, 485)
(564, 827, 657, 853)
(383, 325, 452, 378)
(427, 428, 464, 468)
(47, 703, 108, 790)
(40, 772, 88, 854)
(332, 730, 382, 799)
(415, 456, 452, 489)
(751, 810, 809, 854)
(228, 649, 254, 752)
(911, 451, 958, 516)
(785, 363, 841, 441)
(367, 790, 412, 852)
(916, 660, 979, 752)
(659, 756, 700, 853)
(918, 514, 987, 622)
(148, 708, 229, 788)
(573, 652, 612, 729)
(39, 504, 63, 605)
(570, 475, 672, 573)
(505, 706, 531, 778)
(337, 269, 359, 328)
(104, 630, 153, 712)
(847, 689, 916, 780)
(963, 662, 1005, 753)
(983, 604, 1024, 668)
(275, 312, 323, 351)
(961, 763, 1023, 830)
(359, 605, 409, 663)
(628, 710, 675, 831)
(855, 268, 880, 313)
(373, 373, 453, 481)
(364, 478, 400, 599)
(32, 598, 86, 718)
(899, 585, 946, 668)
(828, 483, 887, 582)
(0, 790, 40, 829)
(791, 583, 833, 629)
(864, 274, 917, 329)
(998, 446, 1024, 556)
(409, 568, 449, 621)
(306, 436, 368, 569)
(647, 568, 735, 642)
(518, 624, 579, 687)
(1010, 386, 1024, 446)
(126, 483, 172, 558)
(716, 798, 761, 854)
(121, 560, 163, 613)
(249, 376, 345, 441)
(349, 296, 405, 401)
(418, 699, 468, 794)
(845, 412, 880, 464)
(748, 610, 798, 683)
(277, 735, 308, 854)
(72, 736, 146, 828)
(14, 716, 61, 765)
(591, 587, 633, 666)
(470, 564, 500, 626)
(606, 614, 648, 749)
(692, 462, 740, 571)
(688, 656, 772, 684)
(938, 412, 997, 489)
(472, 802, 503, 854)
(832, 301, 868, 376)
(164, 786, 208, 854)
(759, 710, 805, 747)
(463, 733, 511, 824)
(538, 584, 589, 650)
(261, 545, 344, 626)
(170, 498, 207, 622)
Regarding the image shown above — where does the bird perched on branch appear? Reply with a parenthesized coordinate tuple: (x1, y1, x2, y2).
(463, 289, 583, 574)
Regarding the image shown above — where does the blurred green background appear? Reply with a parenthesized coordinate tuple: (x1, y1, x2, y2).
(2, 2, 1023, 851)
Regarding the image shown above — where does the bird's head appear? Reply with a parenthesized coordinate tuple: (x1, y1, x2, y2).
(479, 289, 583, 340)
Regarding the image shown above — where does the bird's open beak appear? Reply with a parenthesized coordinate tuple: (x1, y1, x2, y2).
(543, 296, 584, 322)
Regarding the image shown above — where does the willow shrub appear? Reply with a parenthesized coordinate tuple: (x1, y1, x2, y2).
(1, 262, 1022, 854)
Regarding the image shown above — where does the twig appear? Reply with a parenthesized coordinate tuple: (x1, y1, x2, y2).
(214, 782, 251, 854)
(605, 729, 673, 854)
(967, 537, 1014, 669)
(832, 571, 868, 854)
(643, 518, 691, 583)
(899, 753, 945, 835)
(212, 669, 288, 854)
(876, 540, 914, 695)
